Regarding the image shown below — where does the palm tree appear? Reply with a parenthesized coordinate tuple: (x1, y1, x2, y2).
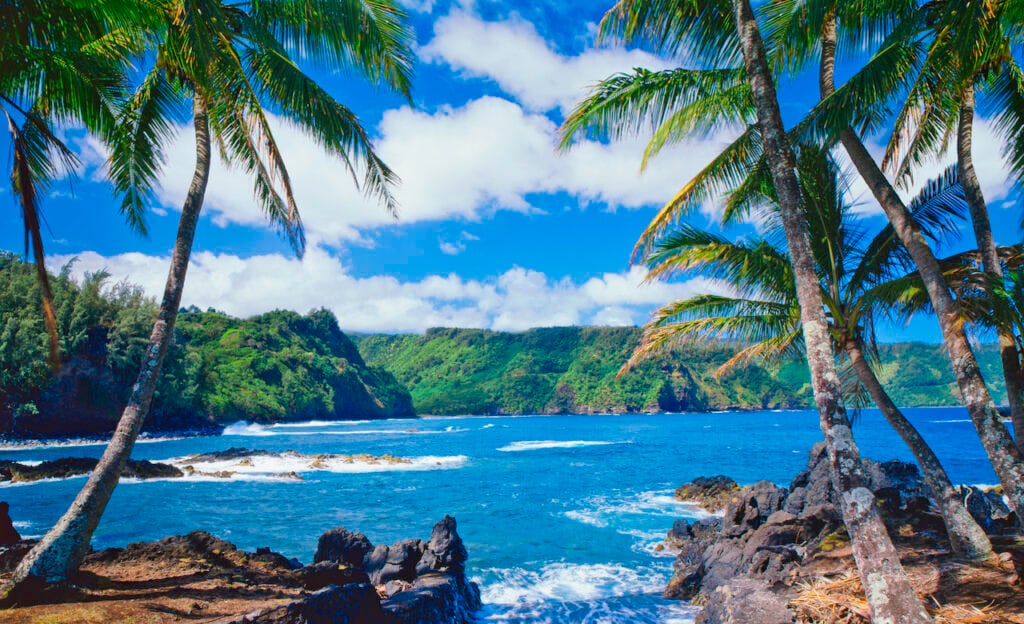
(627, 148, 992, 561)
(0, 0, 145, 369)
(562, 1, 931, 620)
(877, 0, 1024, 452)
(1, 0, 413, 597)
(766, 0, 1024, 518)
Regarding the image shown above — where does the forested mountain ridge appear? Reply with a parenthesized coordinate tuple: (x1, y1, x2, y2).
(0, 253, 413, 436)
(353, 327, 1008, 416)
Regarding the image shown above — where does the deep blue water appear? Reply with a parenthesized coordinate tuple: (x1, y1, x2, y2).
(0, 408, 1000, 623)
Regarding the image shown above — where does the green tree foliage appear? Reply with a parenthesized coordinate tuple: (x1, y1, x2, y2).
(0, 254, 412, 434)
(353, 327, 1005, 416)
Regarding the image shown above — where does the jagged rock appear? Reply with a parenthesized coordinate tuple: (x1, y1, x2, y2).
(228, 583, 385, 624)
(308, 517, 480, 623)
(675, 476, 740, 512)
(958, 485, 1017, 532)
(721, 481, 786, 536)
(253, 546, 300, 570)
(0, 502, 20, 546)
(297, 561, 370, 591)
(0, 457, 183, 483)
(695, 578, 796, 624)
(381, 573, 479, 624)
(370, 539, 425, 584)
(314, 527, 374, 566)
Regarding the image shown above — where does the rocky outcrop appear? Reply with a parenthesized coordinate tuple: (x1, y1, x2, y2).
(305, 515, 480, 624)
(664, 443, 952, 622)
(957, 485, 1018, 533)
(0, 457, 183, 483)
(674, 476, 741, 512)
(0, 503, 19, 547)
(229, 584, 386, 624)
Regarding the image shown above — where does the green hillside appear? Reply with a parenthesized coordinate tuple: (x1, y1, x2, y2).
(0, 253, 412, 436)
(353, 328, 1007, 415)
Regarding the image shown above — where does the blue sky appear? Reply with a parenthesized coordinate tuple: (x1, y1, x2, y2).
(1, 0, 1021, 338)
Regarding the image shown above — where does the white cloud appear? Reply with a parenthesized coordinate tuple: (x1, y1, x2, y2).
(52, 247, 725, 333)
(420, 11, 674, 113)
(151, 97, 737, 247)
(439, 240, 464, 255)
(845, 118, 1015, 218)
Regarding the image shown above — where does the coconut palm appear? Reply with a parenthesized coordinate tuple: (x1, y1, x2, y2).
(876, 0, 1024, 452)
(766, 0, 1024, 517)
(627, 147, 993, 561)
(1, 0, 414, 597)
(0, 0, 147, 369)
(562, 1, 931, 620)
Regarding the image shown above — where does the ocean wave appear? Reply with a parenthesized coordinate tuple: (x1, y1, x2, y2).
(929, 419, 971, 424)
(497, 440, 620, 452)
(564, 490, 717, 529)
(223, 421, 468, 437)
(268, 420, 366, 428)
(0, 475, 88, 488)
(476, 563, 697, 623)
(164, 451, 468, 476)
(0, 435, 184, 452)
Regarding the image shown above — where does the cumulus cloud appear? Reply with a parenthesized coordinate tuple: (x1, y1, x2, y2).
(845, 118, 1015, 217)
(52, 248, 725, 333)
(151, 97, 737, 247)
(420, 11, 675, 113)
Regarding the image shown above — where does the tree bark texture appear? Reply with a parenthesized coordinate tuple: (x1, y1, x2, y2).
(819, 14, 1024, 520)
(847, 342, 993, 560)
(0, 98, 212, 600)
(735, 4, 932, 623)
(958, 84, 1024, 453)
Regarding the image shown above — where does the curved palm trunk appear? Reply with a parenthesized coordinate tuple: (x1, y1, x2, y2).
(734, 3, 932, 622)
(958, 85, 1024, 453)
(846, 342, 993, 560)
(0, 99, 211, 600)
(7, 114, 61, 370)
(819, 15, 1024, 520)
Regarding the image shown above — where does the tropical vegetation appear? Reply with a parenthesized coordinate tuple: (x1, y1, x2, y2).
(1, 0, 415, 597)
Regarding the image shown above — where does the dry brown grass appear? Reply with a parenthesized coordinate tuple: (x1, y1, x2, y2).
(789, 568, 1023, 624)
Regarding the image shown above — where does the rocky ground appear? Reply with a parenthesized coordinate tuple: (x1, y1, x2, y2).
(0, 510, 479, 623)
(665, 444, 1024, 623)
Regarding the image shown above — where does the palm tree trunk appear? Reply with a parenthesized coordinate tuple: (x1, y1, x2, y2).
(846, 341, 993, 560)
(819, 14, 1024, 520)
(0, 98, 211, 600)
(958, 84, 1024, 453)
(7, 114, 61, 370)
(734, 3, 931, 622)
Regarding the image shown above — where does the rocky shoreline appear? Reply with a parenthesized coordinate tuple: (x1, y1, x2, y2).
(664, 444, 1024, 623)
(0, 508, 480, 624)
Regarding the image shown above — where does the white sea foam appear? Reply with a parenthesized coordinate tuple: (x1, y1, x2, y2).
(223, 421, 467, 437)
(929, 419, 971, 424)
(481, 424, 495, 429)
(565, 490, 717, 529)
(0, 435, 183, 451)
(480, 563, 667, 604)
(476, 563, 698, 623)
(268, 420, 365, 428)
(497, 440, 619, 452)
(164, 452, 468, 476)
(0, 475, 88, 488)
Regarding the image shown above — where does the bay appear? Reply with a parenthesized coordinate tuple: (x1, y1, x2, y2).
(0, 407, 997, 623)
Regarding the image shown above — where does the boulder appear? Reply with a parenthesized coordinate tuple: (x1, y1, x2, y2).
(721, 481, 786, 536)
(369, 539, 425, 584)
(0, 502, 20, 546)
(297, 561, 370, 591)
(314, 528, 374, 567)
(381, 573, 479, 624)
(957, 485, 1018, 532)
(228, 583, 385, 624)
(695, 578, 796, 624)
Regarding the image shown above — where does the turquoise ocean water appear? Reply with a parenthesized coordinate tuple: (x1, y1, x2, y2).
(0, 408, 1000, 622)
